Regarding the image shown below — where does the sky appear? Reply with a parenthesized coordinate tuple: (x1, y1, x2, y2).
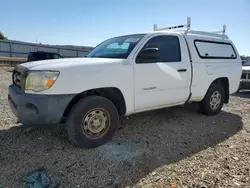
(1, 0, 250, 55)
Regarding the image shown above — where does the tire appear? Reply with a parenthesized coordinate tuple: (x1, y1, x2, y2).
(199, 83, 225, 116)
(66, 96, 119, 148)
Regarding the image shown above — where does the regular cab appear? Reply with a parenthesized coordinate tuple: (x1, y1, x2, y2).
(8, 18, 242, 148)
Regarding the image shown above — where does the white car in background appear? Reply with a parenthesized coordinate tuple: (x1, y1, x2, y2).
(238, 57, 250, 91)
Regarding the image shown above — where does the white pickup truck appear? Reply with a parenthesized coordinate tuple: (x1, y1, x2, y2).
(8, 18, 242, 148)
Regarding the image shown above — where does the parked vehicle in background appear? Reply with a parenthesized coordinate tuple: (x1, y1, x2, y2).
(238, 57, 250, 91)
(8, 18, 242, 148)
(27, 51, 63, 62)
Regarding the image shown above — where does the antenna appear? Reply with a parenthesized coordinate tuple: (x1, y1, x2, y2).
(153, 17, 191, 31)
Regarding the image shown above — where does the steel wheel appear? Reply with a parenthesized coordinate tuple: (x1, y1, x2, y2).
(66, 96, 119, 148)
(199, 83, 225, 116)
(210, 90, 221, 110)
(81, 108, 110, 139)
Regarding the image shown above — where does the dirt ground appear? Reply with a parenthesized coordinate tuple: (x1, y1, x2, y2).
(0, 66, 250, 188)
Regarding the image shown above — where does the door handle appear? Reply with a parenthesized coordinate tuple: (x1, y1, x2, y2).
(177, 69, 187, 72)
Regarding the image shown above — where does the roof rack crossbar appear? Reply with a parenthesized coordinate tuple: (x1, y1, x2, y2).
(154, 17, 191, 31)
(153, 17, 227, 39)
(185, 30, 229, 39)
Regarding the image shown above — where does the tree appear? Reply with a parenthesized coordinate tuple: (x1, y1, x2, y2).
(0, 32, 8, 40)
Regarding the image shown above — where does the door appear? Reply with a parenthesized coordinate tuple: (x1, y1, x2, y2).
(134, 34, 190, 111)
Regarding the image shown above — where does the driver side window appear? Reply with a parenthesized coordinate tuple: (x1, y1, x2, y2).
(136, 35, 181, 64)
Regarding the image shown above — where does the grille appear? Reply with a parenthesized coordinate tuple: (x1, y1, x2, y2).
(12, 66, 27, 92)
(241, 72, 247, 79)
(12, 70, 21, 88)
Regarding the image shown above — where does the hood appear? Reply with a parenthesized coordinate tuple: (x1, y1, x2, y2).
(20, 57, 126, 70)
(242, 66, 250, 71)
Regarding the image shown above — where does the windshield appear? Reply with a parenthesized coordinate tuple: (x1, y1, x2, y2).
(87, 34, 146, 59)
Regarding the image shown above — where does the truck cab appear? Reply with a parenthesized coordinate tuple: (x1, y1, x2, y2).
(8, 18, 242, 148)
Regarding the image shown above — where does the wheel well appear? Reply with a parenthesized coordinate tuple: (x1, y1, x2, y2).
(61, 87, 126, 123)
(212, 77, 229, 103)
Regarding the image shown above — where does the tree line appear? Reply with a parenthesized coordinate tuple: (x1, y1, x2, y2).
(0, 31, 8, 40)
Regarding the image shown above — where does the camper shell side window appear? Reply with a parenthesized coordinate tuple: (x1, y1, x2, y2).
(194, 40, 237, 59)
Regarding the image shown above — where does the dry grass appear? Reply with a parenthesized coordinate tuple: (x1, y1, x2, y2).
(0, 56, 27, 62)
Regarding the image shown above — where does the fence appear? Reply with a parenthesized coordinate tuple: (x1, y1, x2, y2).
(0, 39, 93, 58)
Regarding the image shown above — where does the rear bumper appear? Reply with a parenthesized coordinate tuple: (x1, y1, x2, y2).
(8, 85, 76, 126)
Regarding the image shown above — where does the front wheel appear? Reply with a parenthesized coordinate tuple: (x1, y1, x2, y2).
(66, 96, 119, 148)
(199, 83, 225, 116)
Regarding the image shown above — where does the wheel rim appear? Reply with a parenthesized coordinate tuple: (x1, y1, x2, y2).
(210, 90, 222, 110)
(81, 108, 110, 139)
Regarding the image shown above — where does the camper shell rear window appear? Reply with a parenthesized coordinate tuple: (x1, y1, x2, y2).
(194, 40, 237, 59)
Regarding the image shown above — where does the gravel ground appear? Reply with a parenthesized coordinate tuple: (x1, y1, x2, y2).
(0, 66, 250, 188)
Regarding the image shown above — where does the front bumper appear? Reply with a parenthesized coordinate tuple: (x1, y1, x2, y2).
(8, 85, 76, 126)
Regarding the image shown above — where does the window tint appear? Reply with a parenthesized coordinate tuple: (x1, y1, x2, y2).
(27, 52, 58, 61)
(243, 58, 250, 66)
(27, 53, 33, 60)
(32, 52, 52, 60)
(53, 54, 61, 59)
(33, 53, 45, 60)
(137, 35, 181, 63)
(45, 53, 52, 59)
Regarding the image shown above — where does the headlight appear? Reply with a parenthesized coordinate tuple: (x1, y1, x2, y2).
(25, 71, 60, 92)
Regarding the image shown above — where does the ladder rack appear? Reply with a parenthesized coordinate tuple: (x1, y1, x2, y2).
(153, 17, 191, 31)
(212, 25, 226, 35)
(153, 17, 227, 38)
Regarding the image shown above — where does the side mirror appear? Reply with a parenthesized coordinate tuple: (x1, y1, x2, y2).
(137, 48, 159, 63)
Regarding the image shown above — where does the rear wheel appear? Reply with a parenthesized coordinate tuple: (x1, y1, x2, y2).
(66, 96, 119, 148)
(199, 83, 225, 116)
